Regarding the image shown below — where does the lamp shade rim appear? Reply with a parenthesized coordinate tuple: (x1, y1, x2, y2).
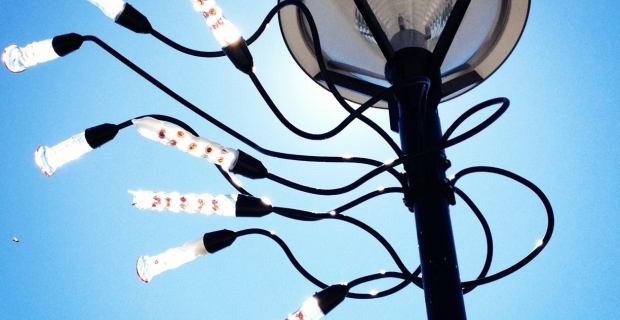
(278, 0, 531, 108)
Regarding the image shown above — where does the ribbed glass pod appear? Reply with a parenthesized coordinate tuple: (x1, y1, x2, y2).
(356, 0, 456, 51)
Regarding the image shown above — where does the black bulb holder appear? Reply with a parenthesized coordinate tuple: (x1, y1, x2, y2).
(315, 284, 349, 316)
(85, 123, 120, 149)
(235, 194, 273, 217)
(222, 37, 254, 75)
(203, 229, 237, 254)
(115, 4, 153, 34)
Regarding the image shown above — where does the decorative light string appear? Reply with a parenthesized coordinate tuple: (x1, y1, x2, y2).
(1, 0, 554, 318)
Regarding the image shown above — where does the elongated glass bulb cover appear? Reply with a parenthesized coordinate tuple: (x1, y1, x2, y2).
(2, 40, 59, 73)
(136, 236, 207, 283)
(129, 190, 237, 216)
(286, 297, 324, 320)
(191, 0, 241, 47)
(34, 132, 93, 177)
(208, 17, 242, 47)
(132, 117, 238, 170)
(192, 0, 217, 13)
(86, 0, 126, 20)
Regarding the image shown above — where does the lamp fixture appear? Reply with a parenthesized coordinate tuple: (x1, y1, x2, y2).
(2, 1, 553, 319)
(278, 0, 530, 106)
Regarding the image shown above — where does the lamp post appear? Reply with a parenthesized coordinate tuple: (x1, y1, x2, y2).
(279, 0, 531, 319)
(2, 0, 554, 319)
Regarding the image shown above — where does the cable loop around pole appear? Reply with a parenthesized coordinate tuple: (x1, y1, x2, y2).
(451, 166, 554, 288)
(441, 97, 510, 145)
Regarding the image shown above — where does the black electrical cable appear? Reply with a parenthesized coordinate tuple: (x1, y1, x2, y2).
(118, 114, 198, 135)
(270, 207, 428, 299)
(280, 95, 510, 198)
(451, 166, 554, 288)
(149, 29, 225, 58)
(347, 271, 414, 289)
(217, 0, 404, 158)
(248, 72, 429, 142)
(82, 35, 405, 189)
(331, 187, 403, 214)
(235, 228, 416, 299)
(290, 1, 406, 159)
(455, 187, 493, 294)
(441, 97, 509, 145)
(266, 173, 401, 196)
(215, 165, 253, 196)
(271, 207, 413, 277)
(235, 228, 327, 289)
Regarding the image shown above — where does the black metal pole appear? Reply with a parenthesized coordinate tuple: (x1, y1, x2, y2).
(388, 47, 467, 320)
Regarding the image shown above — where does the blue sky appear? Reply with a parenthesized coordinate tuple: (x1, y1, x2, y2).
(2, 0, 620, 319)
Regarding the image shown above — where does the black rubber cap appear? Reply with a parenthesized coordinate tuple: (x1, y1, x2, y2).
(222, 37, 254, 75)
(203, 229, 237, 254)
(52, 33, 84, 57)
(235, 195, 273, 217)
(230, 150, 267, 179)
(84, 123, 119, 149)
(315, 284, 349, 315)
(115, 4, 152, 34)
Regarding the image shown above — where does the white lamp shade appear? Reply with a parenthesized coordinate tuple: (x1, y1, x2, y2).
(278, 0, 530, 107)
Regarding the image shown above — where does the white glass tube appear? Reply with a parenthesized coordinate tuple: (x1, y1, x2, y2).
(34, 132, 93, 177)
(86, 0, 126, 20)
(132, 117, 239, 171)
(192, 0, 217, 13)
(208, 17, 242, 47)
(2, 40, 59, 73)
(190, 0, 241, 47)
(136, 236, 207, 283)
(286, 297, 325, 320)
(129, 190, 237, 216)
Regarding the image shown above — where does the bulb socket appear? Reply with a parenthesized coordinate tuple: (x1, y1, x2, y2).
(203, 229, 237, 254)
(116, 4, 153, 34)
(222, 37, 254, 75)
(235, 194, 273, 217)
(84, 123, 120, 149)
(230, 150, 267, 179)
(52, 33, 84, 57)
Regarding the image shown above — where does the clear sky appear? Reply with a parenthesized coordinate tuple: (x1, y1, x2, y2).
(2, 0, 620, 319)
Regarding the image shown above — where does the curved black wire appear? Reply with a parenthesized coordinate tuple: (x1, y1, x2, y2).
(289, 1, 406, 159)
(150, 29, 225, 58)
(266, 173, 400, 196)
(452, 166, 554, 288)
(249, 72, 428, 143)
(235, 227, 416, 299)
(347, 271, 414, 290)
(270, 186, 494, 293)
(118, 114, 198, 135)
(81, 35, 406, 190)
(215, 165, 253, 196)
(455, 187, 493, 294)
(152, 0, 406, 158)
(440, 97, 509, 145)
(271, 208, 413, 276)
(235, 228, 327, 288)
(265, 95, 510, 197)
